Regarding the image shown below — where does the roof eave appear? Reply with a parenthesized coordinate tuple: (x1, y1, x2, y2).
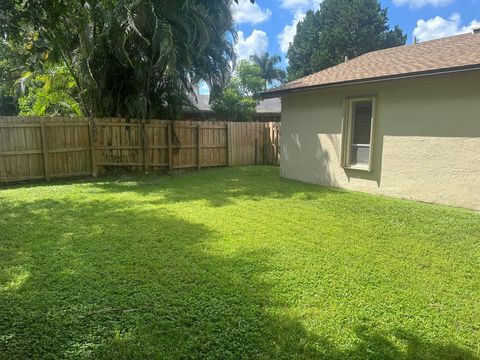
(261, 64, 480, 99)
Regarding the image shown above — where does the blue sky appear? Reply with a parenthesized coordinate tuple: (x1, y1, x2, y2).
(232, 0, 479, 64)
(200, 0, 479, 94)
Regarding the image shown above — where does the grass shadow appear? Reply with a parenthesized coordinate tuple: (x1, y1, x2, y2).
(85, 166, 344, 207)
(1, 196, 325, 358)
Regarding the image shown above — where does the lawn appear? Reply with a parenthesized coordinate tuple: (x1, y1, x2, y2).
(0, 166, 479, 359)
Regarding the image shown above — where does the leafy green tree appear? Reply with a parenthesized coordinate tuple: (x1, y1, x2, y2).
(286, 11, 323, 81)
(17, 65, 81, 116)
(0, 38, 29, 115)
(0, 0, 244, 119)
(235, 60, 265, 100)
(250, 53, 286, 89)
(210, 87, 258, 122)
(287, 0, 407, 80)
(211, 60, 264, 122)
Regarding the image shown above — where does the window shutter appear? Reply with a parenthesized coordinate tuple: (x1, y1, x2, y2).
(352, 101, 372, 144)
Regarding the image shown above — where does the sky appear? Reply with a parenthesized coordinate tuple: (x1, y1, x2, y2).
(233, 0, 480, 61)
(200, 0, 479, 94)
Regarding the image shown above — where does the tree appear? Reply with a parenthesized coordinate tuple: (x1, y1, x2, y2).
(17, 65, 81, 116)
(211, 60, 264, 122)
(0, 0, 245, 119)
(285, 11, 323, 81)
(250, 53, 286, 89)
(287, 0, 407, 81)
(235, 60, 265, 100)
(0, 37, 29, 115)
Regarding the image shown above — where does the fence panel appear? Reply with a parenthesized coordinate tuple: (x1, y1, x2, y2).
(0, 118, 44, 182)
(44, 119, 92, 179)
(0, 117, 280, 183)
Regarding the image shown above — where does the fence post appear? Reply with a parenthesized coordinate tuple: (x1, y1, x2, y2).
(263, 124, 268, 165)
(0, 125, 6, 183)
(143, 122, 148, 171)
(226, 122, 231, 167)
(0, 159, 6, 183)
(40, 120, 50, 181)
(275, 123, 280, 166)
(197, 124, 202, 170)
(272, 122, 278, 165)
(89, 120, 97, 177)
(0, 153, 6, 183)
(167, 124, 172, 171)
(270, 122, 275, 165)
(272, 123, 278, 165)
(278, 123, 281, 165)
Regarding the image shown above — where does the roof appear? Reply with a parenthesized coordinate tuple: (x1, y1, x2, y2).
(191, 94, 281, 113)
(194, 94, 211, 112)
(254, 98, 281, 113)
(262, 32, 480, 99)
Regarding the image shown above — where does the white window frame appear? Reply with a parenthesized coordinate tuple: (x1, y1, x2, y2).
(341, 96, 376, 172)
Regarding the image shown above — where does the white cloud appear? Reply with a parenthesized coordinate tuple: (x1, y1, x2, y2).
(277, 11, 306, 53)
(279, 0, 322, 11)
(232, 0, 271, 25)
(276, 0, 322, 54)
(235, 30, 269, 60)
(413, 13, 480, 42)
(393, 0, 453, 8)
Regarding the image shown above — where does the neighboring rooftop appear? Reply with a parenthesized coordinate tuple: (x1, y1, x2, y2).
(191, 94, 281, 114)
(262, 32, 480, 98)
(254, 97, 282, 113)
(192, 94, 211, 112)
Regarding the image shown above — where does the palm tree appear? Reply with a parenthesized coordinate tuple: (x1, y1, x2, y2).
(71, 0, 240, 119)
(250, 53, 286, 90)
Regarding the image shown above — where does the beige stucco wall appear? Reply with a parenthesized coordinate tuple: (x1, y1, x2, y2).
(281, 70, 480, 211)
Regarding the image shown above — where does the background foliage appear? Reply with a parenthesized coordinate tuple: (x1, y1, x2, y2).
(17, 65, 81, 116)
(211, 60, 264, 122)
(250, 53, 286, 90)
(0, 0, 239, 119)
(287, 0, 407, 81)
(0, 38, 28, 115)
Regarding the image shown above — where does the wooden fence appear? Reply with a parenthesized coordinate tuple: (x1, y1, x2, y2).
(0, 117, 280, 183)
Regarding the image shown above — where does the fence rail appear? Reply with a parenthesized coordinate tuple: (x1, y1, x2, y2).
(0, 117, 280, 183)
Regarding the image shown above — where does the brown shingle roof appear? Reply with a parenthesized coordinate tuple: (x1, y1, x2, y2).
(262, 32, 480, 98)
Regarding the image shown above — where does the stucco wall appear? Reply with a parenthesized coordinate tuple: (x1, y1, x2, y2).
(281, 71, 480, 211)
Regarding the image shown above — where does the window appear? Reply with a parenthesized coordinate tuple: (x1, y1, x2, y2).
(342, 97, 376, 171)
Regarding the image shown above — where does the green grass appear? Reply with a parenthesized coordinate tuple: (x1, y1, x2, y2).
(0, 166, 479, 359)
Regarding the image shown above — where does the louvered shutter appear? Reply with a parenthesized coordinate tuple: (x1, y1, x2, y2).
(352, 101, 372, 144)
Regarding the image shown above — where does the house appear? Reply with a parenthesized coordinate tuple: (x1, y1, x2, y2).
(183, 94, 281, 122)
(262, 31, 480, 211)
